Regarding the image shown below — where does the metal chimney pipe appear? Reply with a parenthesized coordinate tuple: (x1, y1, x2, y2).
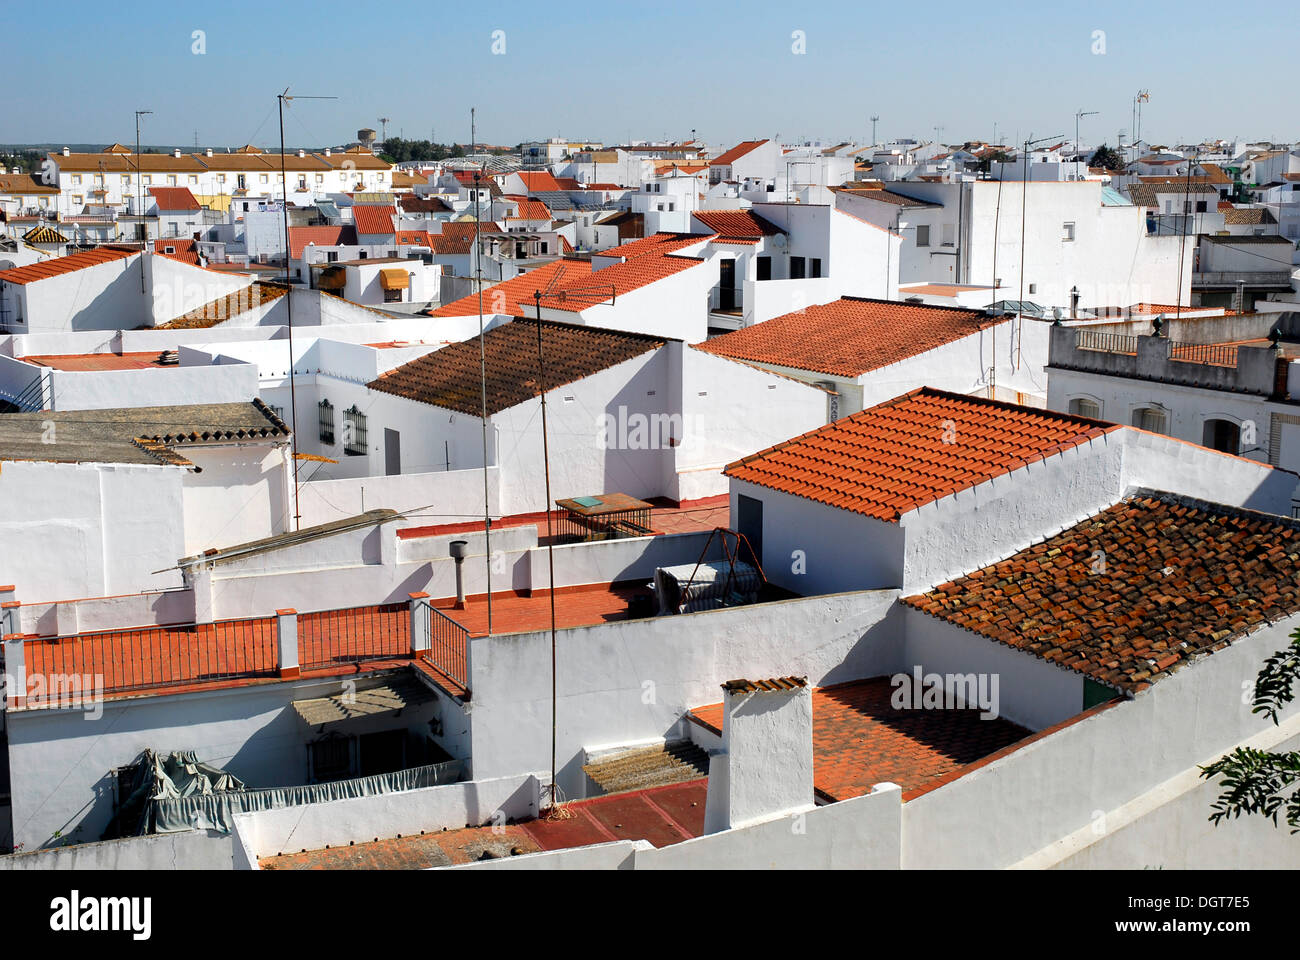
(449, 540, 469, 607)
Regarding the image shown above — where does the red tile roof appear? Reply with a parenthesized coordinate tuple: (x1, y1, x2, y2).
(514, 170, 562, 193)
(542, 252, 702, 311)
(148, 186, 201, 211)
(710, 139, 769, 166)
(430, 221, 502, 255)
(507, 198, 553, 221)
(689, 678, 1030, 801)
(595, 232, 706, 260)
(154, 237, 199, 264)
(902, 493, 1300, 693)
(691, 209, 784, 238)
(431, 258, 594, 317)
(352, 204, 396, 236)
(724, 387, 1118, 522)
(394, 229, 434, 246)
(0, 247, 136, 285)
(694, 296, 1004, 378)
(553, 177, 584, 191)
(288, 225, 357, 259)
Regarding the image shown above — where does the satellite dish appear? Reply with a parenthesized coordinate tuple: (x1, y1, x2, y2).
(771, 233, 787, 248)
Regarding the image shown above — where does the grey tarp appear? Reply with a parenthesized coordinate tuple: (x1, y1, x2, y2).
(109, 750, 465, 837)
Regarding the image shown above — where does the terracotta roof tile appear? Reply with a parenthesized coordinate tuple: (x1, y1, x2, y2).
(540, 253, 702, 311)
(902, 493, 1300, 692)
(506, 198, 552, 221)
(691, 209, 784, 237)
(352, 204, 396, 236)
(0, 246, 136, 285)
(595, 232, 706, 260)
(695, 296, 1004, 377)
(431, 258, 593, 318)
(710, 139, 769, 166)
(724, 387, 1118, 521)
(690, 678, 1030, 801)
(514, 170, 562, 193)
(368, 318, 665, 415)
(148, 186, 201, 211)
(430, 221, 501, 255)
(288, 225, 357, 258)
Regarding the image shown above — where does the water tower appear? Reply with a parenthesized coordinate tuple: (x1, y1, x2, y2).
(357, 128, 377, 149)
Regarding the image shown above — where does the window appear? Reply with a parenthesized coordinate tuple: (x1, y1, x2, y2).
(217, 174, 226, 184)
(358, 251, 367, 260)
(941, 223, 955, 246)
(789, 256, 806, 279)
(188, 175, 198, 185)
(326, 251, 338, 263)
(167, 175, 176, 186)
(1195, 200, 1207, 213)
(72, 175, 81, 185)
(309, 735, 353, 783)
(1062, 221, 1075, 242)
(915, 224, 930, 247)
(1132, 406, 1168, 434)
(1202, 418, 1240, 454)
(121, 175, 131, 185)
(809, 257, 822, 278)
(260, 174, 268, 183)
(318, 399, 335, 445)
(343, 405, 367, 456)
(1028, 283, 1037, 294)
(142, 175, 151, 185)
(72, 195, 83, 205)
(657, 203, 664, 211)
(384, 287, 402, 303)
(315, 174, 324, 184)
(1068, 397, 1101, 418)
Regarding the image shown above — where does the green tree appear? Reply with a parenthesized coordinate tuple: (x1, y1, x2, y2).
(1200, 627, 1300, 830)
(1090, 144, 1124, 171)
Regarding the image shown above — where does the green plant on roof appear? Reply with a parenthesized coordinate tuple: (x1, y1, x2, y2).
(1200, 626, 1300, 831)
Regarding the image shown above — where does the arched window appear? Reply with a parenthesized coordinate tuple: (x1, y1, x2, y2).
(1131, 406, 1168, 434)
(1202, 418, 1240, 454)
(1068, 396, 1101, 419)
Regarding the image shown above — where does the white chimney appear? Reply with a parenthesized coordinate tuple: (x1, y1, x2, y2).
(298, 149, 305, 158)
(205, 148, 213, 158)
(702, 677, 815, 833)
(61, 147, 70, 157)
(324, 148, 331, 157)
(173, 148, 181, 158)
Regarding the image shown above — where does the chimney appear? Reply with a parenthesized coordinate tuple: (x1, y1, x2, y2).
(61, 147, 70, 157)
(206, 148, 213, 157)
(324, 147, 332, 157)
(702, 677, 814, 833)
(298, 149, 306, 158)
(173, 148, 182, 158)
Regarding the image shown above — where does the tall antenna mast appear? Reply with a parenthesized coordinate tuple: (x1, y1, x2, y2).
(473, 106, 492, 636)
(870, 115, 879, 146)
(379, 116, 391, 146)
(278, 88, 337, 530)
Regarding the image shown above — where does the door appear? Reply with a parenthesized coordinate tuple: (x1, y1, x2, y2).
(384, 428, 401, 476)
(359, 729, 406, 777)
(718, 259, 736, 311)
(756, 256, 771, 281)
(737, 494, 763, 567)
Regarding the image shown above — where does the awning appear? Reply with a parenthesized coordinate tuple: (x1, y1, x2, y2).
(380, 267, 410, 291)
(317, 265, 346, 290)
(293, 676, 435, 726)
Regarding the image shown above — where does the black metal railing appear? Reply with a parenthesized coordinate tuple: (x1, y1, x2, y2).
(423, 606, 470, 693)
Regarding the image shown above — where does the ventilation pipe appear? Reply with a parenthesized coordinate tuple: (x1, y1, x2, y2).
(449, 539, 469, 608)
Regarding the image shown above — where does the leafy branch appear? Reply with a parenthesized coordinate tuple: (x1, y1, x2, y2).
(1200, 627, 1300, 831)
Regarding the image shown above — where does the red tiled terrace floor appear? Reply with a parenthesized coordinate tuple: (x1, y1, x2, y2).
(689, 677, 1030, 802)
(259, 777, 708, 869)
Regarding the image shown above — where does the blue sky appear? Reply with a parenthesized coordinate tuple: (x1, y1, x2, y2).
(4, 0, 1296, 150)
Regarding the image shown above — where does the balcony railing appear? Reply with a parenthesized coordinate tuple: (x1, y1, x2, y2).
(21, 616, 278, 705)
(422, 606, 470, 693)
(1076, 330, 1138, 355)
(297, 602, 409, 672)
(707, 285, 744, 314)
